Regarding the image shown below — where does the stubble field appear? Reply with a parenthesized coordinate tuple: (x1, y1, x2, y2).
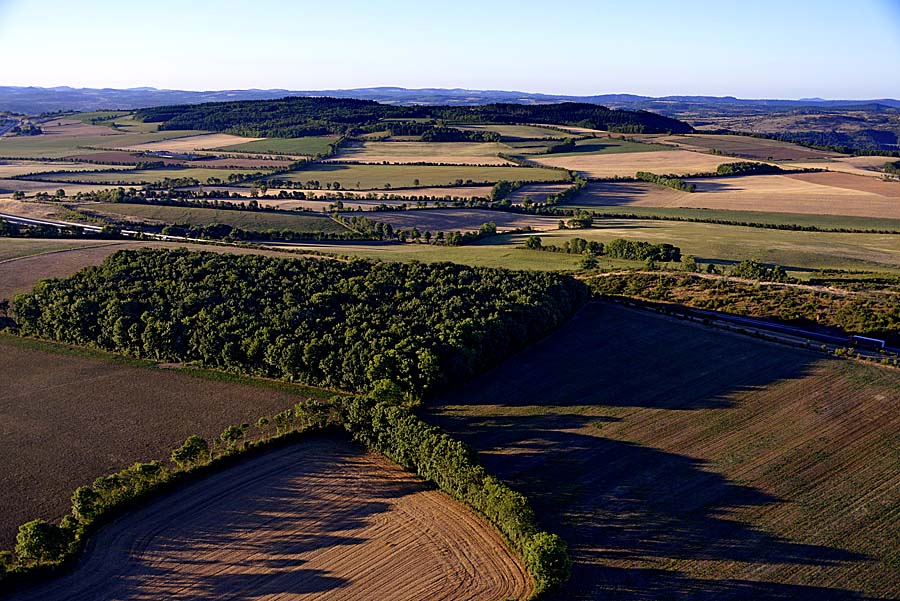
(429, 303, 900, 601)
(11, 437, 531, 601)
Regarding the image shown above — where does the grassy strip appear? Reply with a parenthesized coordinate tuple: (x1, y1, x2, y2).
(0, 395, 569, 599)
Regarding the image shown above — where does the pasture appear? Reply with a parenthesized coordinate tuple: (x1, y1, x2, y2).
(267, 163, 568, 189)
(330, 140, 513, 165)
(213, 135, 339, 156)
(569, 175, 900, 220)
(509, 219, 900, 273)
(660, 133, 837, 161)
(29, 167, 268, 185)
(453, 123, 570, 140)
(0, 129, 204, 159)
(532, 150, 743, 178)
(0, 160, 130, 178)
(11, 437, 531, 601)
(533, 137, 674, 157)
(429, 302, 900, 600)
(86, 203, 348, 233)
(336, 208, 563, 233)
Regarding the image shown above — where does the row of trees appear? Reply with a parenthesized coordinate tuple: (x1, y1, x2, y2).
(4, 395, 571, 595)
(13, 250, 589, 400)
(715, 161, 783, 176)
(635, 171, 696, 192)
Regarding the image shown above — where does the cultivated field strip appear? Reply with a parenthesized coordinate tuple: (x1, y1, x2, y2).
(11, 438, 532, 601)
(431, 303, 900, 600)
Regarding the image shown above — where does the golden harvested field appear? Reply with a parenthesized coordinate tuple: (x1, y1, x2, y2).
(114, 133, 263, 153)
(789, 155, 898, 178)
(570, 173, 900, 219)
(0, 179, 122, 196)
(338, 208, 562, 233)
(329, 141, 514, 165)
(659, 134, 838, 161)
(11, 437, 531, 601)
(430, 303, 900, 601)
(532, 149, 742, 178)
(0, 198, 74, 221)
(36, 118, 123, 138)
(0, 160, 130, 178)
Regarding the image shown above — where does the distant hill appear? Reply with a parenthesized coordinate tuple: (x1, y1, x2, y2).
(136, 96, 693, 136)
(1, 85, 897, 114)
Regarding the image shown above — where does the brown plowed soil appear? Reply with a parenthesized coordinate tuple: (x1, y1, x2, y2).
(0, 335, 336, 549)
(9, 438, 532, 601)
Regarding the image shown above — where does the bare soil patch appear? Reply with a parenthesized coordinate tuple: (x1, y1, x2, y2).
(0, 336, 334, 548)
(508, 183, 574, 205)
(11, 437, 531, 601)
(430, 303, 900, 600)
(532, 150, 739, 178)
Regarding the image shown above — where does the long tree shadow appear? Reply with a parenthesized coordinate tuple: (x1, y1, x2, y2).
(11, 438, 425, 601)
(430, 303, 883, 600)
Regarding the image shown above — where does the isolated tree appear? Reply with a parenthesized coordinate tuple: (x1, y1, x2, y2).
(682, 255, 699, 273)
(525, 235, 543, 250)
(580, 255, 599, 270)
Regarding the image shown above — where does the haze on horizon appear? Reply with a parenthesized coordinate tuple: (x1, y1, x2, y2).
(1, 0, 898, 99)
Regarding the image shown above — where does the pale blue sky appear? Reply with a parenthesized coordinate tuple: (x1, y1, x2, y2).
(1, 0, 898, 98)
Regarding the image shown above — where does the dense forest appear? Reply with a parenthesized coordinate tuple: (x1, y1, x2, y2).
(13, 250, 589, 400)
(135, 96, 692, 137)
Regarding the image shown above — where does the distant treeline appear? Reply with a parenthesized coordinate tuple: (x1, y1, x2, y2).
(135, 97, 692, 138)
(715, 161, 783, 176)
(13, 250, 589, 401)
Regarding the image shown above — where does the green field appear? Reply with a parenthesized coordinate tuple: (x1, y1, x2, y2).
(267, 163, 568, 189)
(505, 219, 900, 274)
(29, 167, 268, 185)
(565, 205, 900, 232)
(213, 136, 339, 156)
(69, 111, 129, 124)
(263, 239, 583, 270)
(0, 131, 203, 159)
(453, 124, 570, 140)
(0, 239, 117, 262)
(88, 203, 348, 233)
(534, 137, 675, 157)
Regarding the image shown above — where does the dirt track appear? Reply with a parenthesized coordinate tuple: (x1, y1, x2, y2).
(10, 438, 531, 601)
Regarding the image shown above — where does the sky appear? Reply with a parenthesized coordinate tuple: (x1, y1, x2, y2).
(1, 0, 899, 99)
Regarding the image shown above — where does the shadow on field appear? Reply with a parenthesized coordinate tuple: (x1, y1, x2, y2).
(444, 302, 822, 411)
(13, 441, 421, 601)
(431, 303, 875, 601)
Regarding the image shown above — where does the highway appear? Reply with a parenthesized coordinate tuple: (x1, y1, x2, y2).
(0, 118, 21, 137)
